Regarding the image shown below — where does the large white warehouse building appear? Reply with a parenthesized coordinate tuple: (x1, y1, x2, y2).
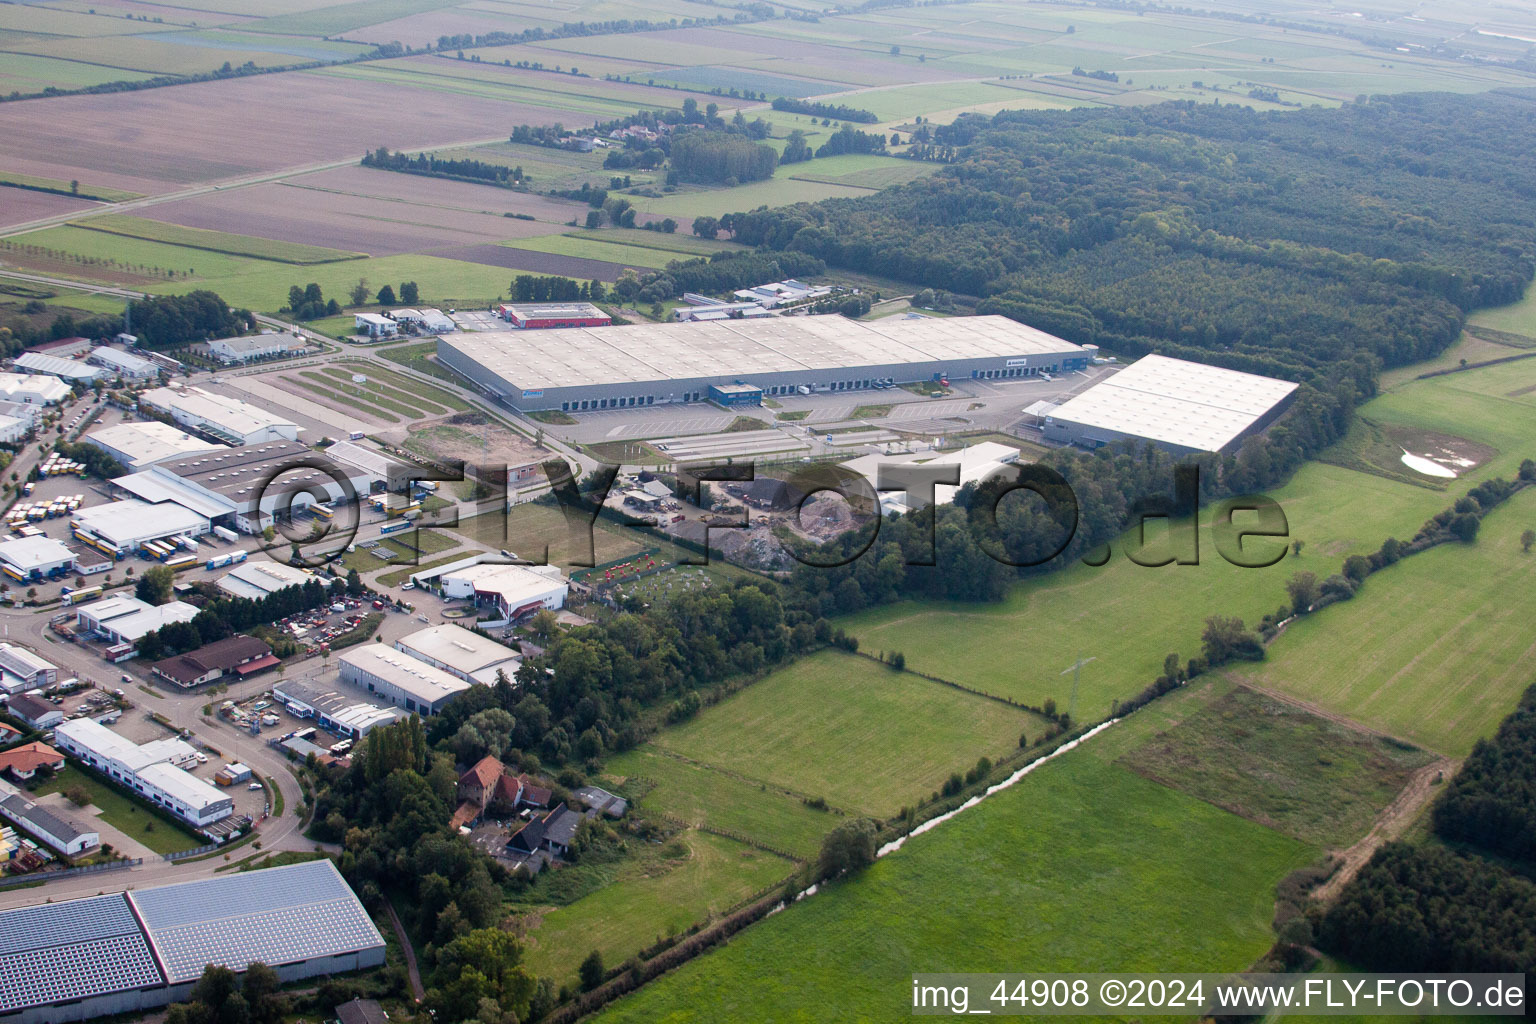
(339, 643, 471, 716)
(53, 718, 233, 827)
(1041, 354, 1300, 456)
(139, 385, 300, 445)
(437, 314, 1091, 413)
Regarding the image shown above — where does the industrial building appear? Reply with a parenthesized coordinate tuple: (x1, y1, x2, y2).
(1040, 354, 1300, 456)
(207, 334, 309, 364)
(438, 314, 1090, 413)
(0, 413, 27, 444)
(5, 694, 61, 730)
(353, 313, 398, 338)
(0, 643, 58, 689)
(109, 439, 371, 535)
(70, 498, 210, 554)
(85, 420, 223, 470)
(0, 859, 385, 1024)
(139, 386, 301, 445)
(0, 371, 72, 405)
(394, 623, 520, 686)
(322, 440, 408, 491)
(272, 678, 404, 737)
(497, 302, 611, 330)
(388, 307, 456, 333)
(217, 559, 314, 600)
(839, 441, 1024, 516)
(410, 555, 568, 622)
(0, 535, 76, 578)
(0, 781, 97, 855)
(338, 644, 470, 716)
(87, 346, 159, 380)
(53, 718, 233, 826)
(150, 635, 275, 688)
(76, 595, 199, 646)
(10, 353, 104, 386)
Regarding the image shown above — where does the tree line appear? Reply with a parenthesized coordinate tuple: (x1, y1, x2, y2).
(711, 93, 1536, 392)
(362, 147, 524, 188)
(769, 97, 879, 123)
(126, 291, 251, 349)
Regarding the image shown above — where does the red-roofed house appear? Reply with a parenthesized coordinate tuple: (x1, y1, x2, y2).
(0, 741, 64, 781)
(456, 755, 504, 812)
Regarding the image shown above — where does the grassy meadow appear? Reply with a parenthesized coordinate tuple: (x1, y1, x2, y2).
(652, 650, 1042, 818)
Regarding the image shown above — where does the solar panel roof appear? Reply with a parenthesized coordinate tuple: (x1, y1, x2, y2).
(130, 859, 384, 983)
(0, 894, 164, 1013)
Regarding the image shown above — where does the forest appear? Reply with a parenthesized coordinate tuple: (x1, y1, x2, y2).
(668, 132, 778, 185)
(720, 92, 1536, 389)
(1432, 682, 1536, 864)
(126, 290, 251, 348)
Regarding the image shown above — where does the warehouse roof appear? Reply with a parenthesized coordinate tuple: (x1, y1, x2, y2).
(136, 761, 229, 812)
(0, 893, 161, 1014)
(1044, 354, 1299, 454)
(89, 347, 156, 374)
(79, 595, 199, 642)
(72, 498, 211, 544)
(502, 301, 608, 319)
(340, 644, 471, 705)
(217, 560, 313, 600)
(440, 314, 1084, 391)
(129, 858, 383, 983)
(323, 440, 406, 484)
(11, 353, 101, 382)
(0, 535, 75, 571)
(395, 624, 520, 685)
(0, 371, 73, 402)
(273, 680, 404, 734)
(139, 386, 300, 441)
(154, 439, 358, 502)
(86, 421, 222, 468)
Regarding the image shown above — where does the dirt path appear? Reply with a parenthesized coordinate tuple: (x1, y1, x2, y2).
(386, 898, 427, 1002)
(1313, 756, 1456, 903)
(1237, 680, 1401, 738)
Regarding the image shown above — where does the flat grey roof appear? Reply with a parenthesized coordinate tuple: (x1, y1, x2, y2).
(441, 314, 1083, 391)
(129, 859, 384, 983)
(1045, 354, 1299, 453)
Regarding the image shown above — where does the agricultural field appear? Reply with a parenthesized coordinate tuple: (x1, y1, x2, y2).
(841, 460, 1451, 722)
(652, 650, 1043, 818)
(519, 829, 794, 988)
(1223, 484, 1536, 758)
(75, 213, 365, 264)
(593, 694, 1313, 1023)
(601, 747, 834, 859)
(1118, 685, 1438, 845)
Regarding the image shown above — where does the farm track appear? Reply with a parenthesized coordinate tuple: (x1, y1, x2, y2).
(1312, 756, 1457, 903)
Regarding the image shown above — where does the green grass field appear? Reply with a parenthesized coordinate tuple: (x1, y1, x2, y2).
(592, 743, 1311, 1022)
(653, 650, 1041, 818)
(842, 460, 1450, 722)
(521, 829, 794, 987)
(1223, 484, 1536, 757)
(75, 214, 365, 264)
(32, 771, 203, 855)
(1118, 685, 1437, 845)
(602, 747, 834, 859)
(0, 171, 141, 203)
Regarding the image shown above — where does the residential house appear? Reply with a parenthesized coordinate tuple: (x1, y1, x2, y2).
(0, 741, 64, 781)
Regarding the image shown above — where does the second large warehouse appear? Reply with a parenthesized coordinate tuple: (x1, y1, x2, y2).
(437, 314, 1091, 412)
(1040, 354, 1300, 456)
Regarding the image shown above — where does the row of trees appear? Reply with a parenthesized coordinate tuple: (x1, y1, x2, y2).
(135, 574, 355, 662)
(609, 249, 825, 305)
(362, 147, 524, 187)
(769, 96, 879, 123)
(715, 93, 1536, 385)
(511, 275, 605, 302)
